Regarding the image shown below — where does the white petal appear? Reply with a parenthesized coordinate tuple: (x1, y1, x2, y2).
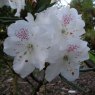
(0, 0, 9, 7)
(36, 6, 61, 30)
(8, 20, 32, 41)
(66, 39, 90, 63)
(8, 0, 25, 17)
(30, 25, 56, 49)
(8, 0, 17, 9)
(35, 6, 62, 45)
(46, 44, 65, 64)
(30, 48, 47, 70)
(60, 7, 85, 37)
(4, 37, 26, 57)
(61, 62, 80, 81)
(45, 63, 62, 82)
(51, 0, 58, 3)
(73, 41, 90, 62)
(15, 11, 21, 17)
(25, 13, 35, 23)
(13, 52, 35, 78)
(66, 19, 85, 37)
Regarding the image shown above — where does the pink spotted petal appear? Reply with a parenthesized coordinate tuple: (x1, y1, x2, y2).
(8, 20, 31, 41)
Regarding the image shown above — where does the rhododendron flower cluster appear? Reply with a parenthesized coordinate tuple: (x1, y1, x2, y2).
(4, 4, 89, 82)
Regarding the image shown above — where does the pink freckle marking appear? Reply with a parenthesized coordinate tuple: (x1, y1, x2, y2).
(16, 28, 29, 41)
(67, 44, 79, 52)
(63, 14, 73, 26)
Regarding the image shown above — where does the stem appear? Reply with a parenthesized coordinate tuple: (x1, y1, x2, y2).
(85, 60, 95, 68)
(30, 73, 43, 95)
(30, 73, 41, 83)
(44, 84, 47, 95)
(24, 78, 35, 87)
(24, 78, 37, 95)
(80, 67, 95, 72)
(60, 74, 86, 93)
(30, 70, 48, 95)
(12, 75, 18, 95)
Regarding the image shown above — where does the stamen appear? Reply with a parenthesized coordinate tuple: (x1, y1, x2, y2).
(63, 55, 68, 61)
(27, 44, 33, 54)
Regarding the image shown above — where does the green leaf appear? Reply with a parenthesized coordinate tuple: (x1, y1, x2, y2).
(89, 52, 95, 63)
(35, 0, 54, 13)
(0, 17, 21, 20)
(25, 0, 34, 13)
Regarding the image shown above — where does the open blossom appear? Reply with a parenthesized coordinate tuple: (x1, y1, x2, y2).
(3, 2, 90, 82)
(45, 38, 89, 81)
(58, 7, 85, 39)
(0, 0, 9, 7)
(8, 0, 25, 16)
(0, 0, 25, 16)
(39, 6, 85, 41)
(3, 13, 53, 78)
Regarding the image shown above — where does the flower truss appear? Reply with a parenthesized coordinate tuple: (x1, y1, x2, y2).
(3, 3, 90, 81)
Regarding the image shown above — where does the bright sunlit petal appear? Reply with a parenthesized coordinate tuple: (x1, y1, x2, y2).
(61, 0, 71, 5)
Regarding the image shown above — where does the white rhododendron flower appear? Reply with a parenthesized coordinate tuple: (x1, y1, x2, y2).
(51, 0, 59, 3)
(3, 2, 89, 81)
(8, 0, 25, 16)
(45, 38, 89, 81)
(4, 13, 53, 78)
(0, 0, 25, 16)
(0, 0, 9, 7)
(40, 6, 85, 40)
(58, 7, 85, 38)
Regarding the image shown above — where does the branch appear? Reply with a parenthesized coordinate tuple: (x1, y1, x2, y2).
(30, 69, 48, 95)
(60, 74, 86, 93)
(30, 73, 42, 83)
(80, 67, 95, 72)
(85, 60, 95, 68)
(24, 78, 35, 87)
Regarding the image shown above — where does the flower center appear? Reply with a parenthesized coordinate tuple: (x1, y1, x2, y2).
(63, 55, 68, 61)
(63, 14, 73, 27)
(67, 44, 79, 52)
(27, 44, 33, 53)
(61, 29, 65, 34)
(16, 28, 29, 41)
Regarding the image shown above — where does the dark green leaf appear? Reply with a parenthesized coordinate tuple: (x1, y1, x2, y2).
(35, 0, 54, 13)
(89, 52, 95, 63)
